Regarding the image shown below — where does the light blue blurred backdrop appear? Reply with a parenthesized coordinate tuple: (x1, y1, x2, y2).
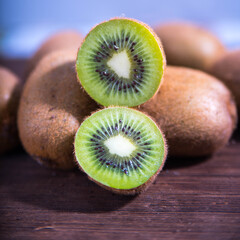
(0, 0, 240, 57)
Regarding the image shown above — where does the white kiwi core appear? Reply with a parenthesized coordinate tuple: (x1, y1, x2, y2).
(104, 134, 136, 157)
(107, 50, 131, 79)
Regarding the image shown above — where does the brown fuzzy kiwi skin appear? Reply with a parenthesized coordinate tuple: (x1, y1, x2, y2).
(74, 107, 168, 195)
(138, 66, 237, 157)
(18, 50, 98, 170)
(76, 18, 166, 105)
(154, 22, 226, 72)
(25, 31, 83, 78)
(210, 50, 240, 112)
(0, 67, 21, 154)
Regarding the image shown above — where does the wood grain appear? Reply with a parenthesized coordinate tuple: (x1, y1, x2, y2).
(0, 59, 240, 240)
(0, 137, 240, 240)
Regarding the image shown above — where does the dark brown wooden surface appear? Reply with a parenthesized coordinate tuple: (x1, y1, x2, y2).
(0, 59, 240, 240)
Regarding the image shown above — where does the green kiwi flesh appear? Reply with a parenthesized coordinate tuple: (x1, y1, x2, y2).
(139, 66, 237, 157)
(0, 67, 21, 154)
(76, 18, 165, 107)
(18, 50, 98, 169)
(74, 107, 167, 195)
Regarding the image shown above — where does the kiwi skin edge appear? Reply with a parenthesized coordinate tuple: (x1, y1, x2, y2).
(25, 31, 83, 78)
(210, 50, 240, 112)
(74, 108, 168, 195)
(139, 66, 237, 157)
(76, 17, 166, 107)
(0, 67, 21, 154)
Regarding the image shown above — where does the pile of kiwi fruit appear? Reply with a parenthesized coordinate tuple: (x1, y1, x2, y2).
(1, 17, 239, 195)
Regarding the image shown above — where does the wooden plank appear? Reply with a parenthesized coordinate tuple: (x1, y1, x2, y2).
(0, 59, 240, 239)
(0, 140, 240, 240)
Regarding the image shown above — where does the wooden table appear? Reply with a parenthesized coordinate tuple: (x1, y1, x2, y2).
(0, 59, 240, 240)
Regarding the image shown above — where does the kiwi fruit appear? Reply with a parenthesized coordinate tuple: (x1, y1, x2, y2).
(0, 67, 21, 154)
(18, 50, 98, 169)
(139, 66, 237, 157)
(210, 50, 240, 112)
(74, 107, 167, 195)
(25, 31, 83, 77)
(76, 18, 165, 107)
(154, 22, 225, 72)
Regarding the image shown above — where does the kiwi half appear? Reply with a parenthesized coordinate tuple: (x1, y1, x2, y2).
(139, 66, 237, 157)
(76, 18, 165, 107)
(0, 67, 21, 154)
(18, 50, 98, 169)
(74, 107, 167, 195)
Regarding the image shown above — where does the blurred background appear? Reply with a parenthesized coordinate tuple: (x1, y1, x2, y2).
(0, 0, 240, 58)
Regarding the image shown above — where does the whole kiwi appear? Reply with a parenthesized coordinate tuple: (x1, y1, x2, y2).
(18, 50, 98, 169)
(210, 50, 240, 112)
(154, 22, 226, 72)
(25, 31, 83, 77)
(0, 67, 21, 154)
(139, 66, 237, 157)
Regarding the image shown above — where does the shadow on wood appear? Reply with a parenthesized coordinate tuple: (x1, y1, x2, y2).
(164, 155, 210, 170)
(232, 125, 240, 142)
(163, 129, 239, 170)
(1, 152, 136, 213)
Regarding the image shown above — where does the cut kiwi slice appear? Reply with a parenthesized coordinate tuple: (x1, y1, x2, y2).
(76, 18, 165, 107)
(74, 107, 167, 195)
